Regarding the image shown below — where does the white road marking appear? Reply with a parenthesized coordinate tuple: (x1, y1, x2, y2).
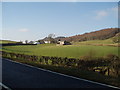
(3, 58, 120, 89)
(0, 82, 12, 90)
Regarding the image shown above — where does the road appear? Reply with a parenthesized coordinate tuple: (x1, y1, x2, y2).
(1, 58, 117, 89)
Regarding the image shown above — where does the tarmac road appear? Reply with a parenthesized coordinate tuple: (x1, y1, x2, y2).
(1, 58, 118, 89)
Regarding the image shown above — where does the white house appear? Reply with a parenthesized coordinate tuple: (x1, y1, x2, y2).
(33, 41, 37, 44)
(33, 41, 41, 44)
(44, 41, 51, 44)
(43, 37, 51, 43)
(58, 41, 65, 45)
(57, 40, 71, 45)
(22, 41, 26, 44)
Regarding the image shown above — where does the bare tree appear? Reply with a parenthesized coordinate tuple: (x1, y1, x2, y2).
(29, 41, 34, 44)
(25, 40, 28, 44)
(47, 34, 57, 43)
(48, 34, 55, 38)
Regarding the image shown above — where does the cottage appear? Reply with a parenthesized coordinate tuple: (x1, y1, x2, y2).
(33, 42, 41, 44)
(42, 37, 57, 44)
(58, 40, 71, 45)
(44, 41, 51, 44)
(42, 37, 51, 43)
(29, 41, 41, 44)
(37, 40, 45, 44)
(59, 41, 65, 45)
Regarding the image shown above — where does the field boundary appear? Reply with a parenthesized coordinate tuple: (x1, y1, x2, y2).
(4, 58, 120, 89)
(1, 43, 37, 46)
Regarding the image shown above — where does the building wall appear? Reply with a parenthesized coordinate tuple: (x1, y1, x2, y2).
(44, 41, 51, 43)
(59, 41, 64, 45)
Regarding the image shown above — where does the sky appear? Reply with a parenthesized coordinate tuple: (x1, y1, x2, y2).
(2, 2, 118, 42)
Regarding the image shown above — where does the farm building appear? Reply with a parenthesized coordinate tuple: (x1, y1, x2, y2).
(44, 41, 51, 44)
(34, 42, 41, 44)
(57, 40, 71, 45)
(28, 41, 41, 44)
(42, 37, 51, 43)
(59, 41, 64, 45)
(42, 37, 57, 44)
(37, 40, 45, 44)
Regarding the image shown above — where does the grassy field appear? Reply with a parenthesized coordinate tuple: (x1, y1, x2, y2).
(0, 40, 17, 44)
(2, 43, 119, 59)
(72, 38, 115, 45)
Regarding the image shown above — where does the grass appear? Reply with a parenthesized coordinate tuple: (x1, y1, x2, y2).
(2, 44, 119, 59)
(0, 40, 17, 44)
(72, 38, 116, 45)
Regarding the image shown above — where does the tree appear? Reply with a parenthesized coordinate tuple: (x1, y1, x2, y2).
(29, 41, 34, 44)
(47, 34, 57, 43)
(106, 54, 120, 77)
(25, 40, 28, 44)
(48, 34, 55, 38)
(112, 33, 120, 43)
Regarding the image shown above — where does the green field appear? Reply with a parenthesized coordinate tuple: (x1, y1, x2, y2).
(0, 40, 17, 44)
(72, 38, 115, 45)
(2, 44, 119, 59)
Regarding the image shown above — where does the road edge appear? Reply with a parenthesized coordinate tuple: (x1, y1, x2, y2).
(3, 58, 120, 89)
(0, 82, 12, 90)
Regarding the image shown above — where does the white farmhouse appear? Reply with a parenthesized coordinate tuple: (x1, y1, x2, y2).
(44, 41, 51, 44)
(43, 37, 51, 44)
(58, 41, 65, 45)
(57, 40, 71, 45)
(33, 41, 41, 44)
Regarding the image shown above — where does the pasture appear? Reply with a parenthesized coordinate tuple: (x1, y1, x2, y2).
(0, 40, 17, 44)
(72, 38, 114, 45)
(2, 44, 119, 59)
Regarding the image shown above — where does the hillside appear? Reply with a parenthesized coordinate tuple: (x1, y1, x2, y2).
(59, 28, 119, 42)
(72, 32, 119, 43)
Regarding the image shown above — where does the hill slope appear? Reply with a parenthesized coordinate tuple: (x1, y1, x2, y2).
(60, 28, 119, 42)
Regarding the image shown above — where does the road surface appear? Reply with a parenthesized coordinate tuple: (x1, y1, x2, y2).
(1, 58, 117, 89)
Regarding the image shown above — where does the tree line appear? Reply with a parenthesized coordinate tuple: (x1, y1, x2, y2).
(60, 28, 120, 42)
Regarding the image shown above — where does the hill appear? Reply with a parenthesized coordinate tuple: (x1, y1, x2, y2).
(59, 28, 119, 42)
(72, 33, 120, 46)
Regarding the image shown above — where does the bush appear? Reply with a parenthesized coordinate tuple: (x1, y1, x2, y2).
(112, 33, 120, 43)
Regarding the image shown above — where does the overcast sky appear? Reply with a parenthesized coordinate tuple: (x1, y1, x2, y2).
(2, 2, 118, 41)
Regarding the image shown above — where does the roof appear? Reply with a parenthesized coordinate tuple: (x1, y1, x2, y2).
(42, 37, 51, 41)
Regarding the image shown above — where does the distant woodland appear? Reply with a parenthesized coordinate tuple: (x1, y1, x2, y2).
(59, 28, 119, 42)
